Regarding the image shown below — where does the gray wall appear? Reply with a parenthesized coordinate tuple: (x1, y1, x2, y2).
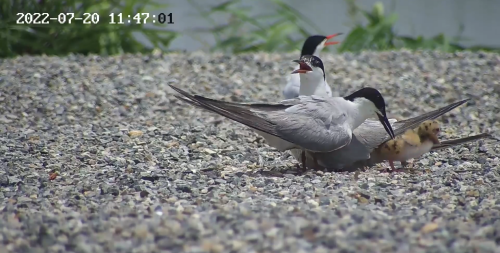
(147, 0, 500, 52)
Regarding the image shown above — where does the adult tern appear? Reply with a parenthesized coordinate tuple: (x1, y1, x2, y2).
(169, 84, 395, 170)
(286, 55, 480, 171)
(283, 34, 342, 99)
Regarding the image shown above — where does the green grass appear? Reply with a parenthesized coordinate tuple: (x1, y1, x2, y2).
(186, 0, 323, 53)
(0, 0, 498, 58)
(337, 0, 500, 53)
(0, 0, 177, 58)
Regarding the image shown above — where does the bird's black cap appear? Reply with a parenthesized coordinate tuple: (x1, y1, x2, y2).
(344, 87, 395, 139)
(292, 55, 326, 80)
(300, 35, 328, 56)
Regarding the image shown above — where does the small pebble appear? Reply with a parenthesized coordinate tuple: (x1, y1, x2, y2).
(0, 51, 498, 252)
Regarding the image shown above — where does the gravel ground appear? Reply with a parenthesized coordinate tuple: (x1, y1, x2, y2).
(1, 50, 500, 253)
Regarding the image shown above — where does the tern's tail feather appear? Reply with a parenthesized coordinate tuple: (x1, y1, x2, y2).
(169, 84, 289, 111)
(431, 133, 495, 150)
(169, 84, 283, 139)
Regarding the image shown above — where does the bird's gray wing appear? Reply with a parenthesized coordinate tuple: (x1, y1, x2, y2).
(313, 134, 371, 170)
(394, 99, 469, 131)
(272, 96, 353, 152)
(283, 74, 300, 99)
(355, 98, 470, 150)
(352, 119, 399, 151)
(170, 84, 285, 137)
(310, 120, 398, 171)
(170, 84, 352, 153)
(431, 133, 495, 150)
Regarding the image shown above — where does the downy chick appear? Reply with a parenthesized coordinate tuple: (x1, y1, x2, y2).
(373, 120, 440, 172)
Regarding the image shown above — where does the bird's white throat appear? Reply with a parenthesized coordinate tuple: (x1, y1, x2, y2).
(346, 98, 379, 130)
(313, 43, 325, 55)
(298, 69, 327, 96)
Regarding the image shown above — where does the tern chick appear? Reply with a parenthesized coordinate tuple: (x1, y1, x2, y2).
(373, 120, 441, 172)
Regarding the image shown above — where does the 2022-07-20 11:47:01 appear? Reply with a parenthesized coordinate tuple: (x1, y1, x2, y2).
(109, 13, 174, 24)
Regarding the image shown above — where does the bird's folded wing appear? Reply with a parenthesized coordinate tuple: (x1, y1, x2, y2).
(283, 73, 300, 99)
(170, 84, 283, 136)
(272, 96, 353, 152)
(201, 94, 354, 153)
(352, 121, 397, 151)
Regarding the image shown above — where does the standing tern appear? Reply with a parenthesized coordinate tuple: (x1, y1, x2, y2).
(169, 84, 395, 170)
(283, 34, 342, 99)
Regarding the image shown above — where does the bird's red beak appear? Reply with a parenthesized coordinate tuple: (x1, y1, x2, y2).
(324, 33, 343, 46)
(291, 60, 313, 74)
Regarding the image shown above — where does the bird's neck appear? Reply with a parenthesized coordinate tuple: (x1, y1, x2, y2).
(346, 98, 375, 129)
(312, 46, 323, 57)
(298, 73, 326, 96)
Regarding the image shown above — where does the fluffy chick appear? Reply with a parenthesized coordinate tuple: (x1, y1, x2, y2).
(374, 120, 441, 172)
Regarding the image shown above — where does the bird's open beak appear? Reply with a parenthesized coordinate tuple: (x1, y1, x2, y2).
(377, 112, 396, 139)
(291, 60, 313, 74)
(324, 33, 343, 46)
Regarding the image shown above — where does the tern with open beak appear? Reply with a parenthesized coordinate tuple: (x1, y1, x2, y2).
(283, 34, 342, 99)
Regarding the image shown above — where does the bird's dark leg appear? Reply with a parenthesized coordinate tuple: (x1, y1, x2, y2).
(301, 150, 307, 170)
(313, 153, 320, 168)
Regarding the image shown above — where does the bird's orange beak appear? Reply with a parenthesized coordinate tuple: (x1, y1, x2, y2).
(324, 33, 343, 46)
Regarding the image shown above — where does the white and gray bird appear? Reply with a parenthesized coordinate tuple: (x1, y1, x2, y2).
(169, 84, 395, 170)
(283, 34, 342, 99)
(286, 55, 477, 170)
